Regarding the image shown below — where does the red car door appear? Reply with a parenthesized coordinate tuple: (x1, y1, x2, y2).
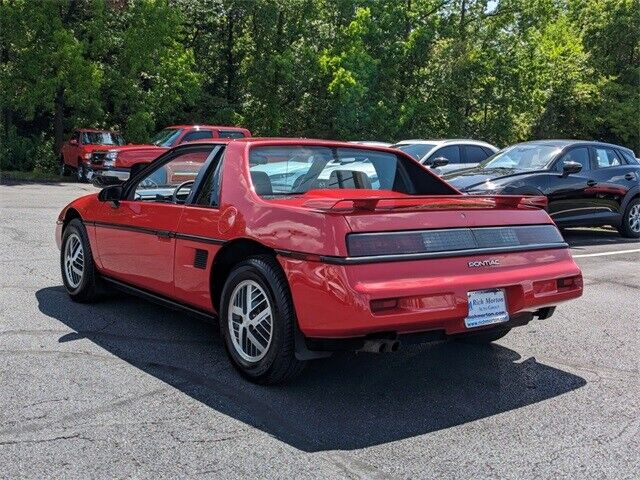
(93, 146, 216, 296)
(172, 147, 226, 311)
(62, 131, 81, 167)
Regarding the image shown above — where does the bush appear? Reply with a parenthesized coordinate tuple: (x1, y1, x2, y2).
(0, 130, 57, 173)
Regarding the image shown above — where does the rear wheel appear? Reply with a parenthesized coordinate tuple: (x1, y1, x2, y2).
(618, 198, 640, 238)
(60, 218, 102, 302)
(219, 255, 305, 384)
(455, 327, 511, 344)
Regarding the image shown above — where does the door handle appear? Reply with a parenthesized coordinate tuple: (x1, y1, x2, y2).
(156, 230, 171, 239)
(586, 180, 597, 187)
(625, 173, 635, 180)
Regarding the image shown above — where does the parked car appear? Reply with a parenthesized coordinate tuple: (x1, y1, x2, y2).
(349, 141, 393, 147)
(57, 139, 583, 384)
(89, 124, 251, 182)
(393, 139, 498, 175)
(444, 140, 640, 237)
(60, 129, 127, 182)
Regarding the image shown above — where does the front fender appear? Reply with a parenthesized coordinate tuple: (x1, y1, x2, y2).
(620, 185, 640, 213)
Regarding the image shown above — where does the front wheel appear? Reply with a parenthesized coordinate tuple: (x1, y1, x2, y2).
(76, 162, 88, 183)
(220, 255, 305, 384)
(618, 198, 640, 238)
(60, 218, 102, 302)
(59, 157, 71, 176)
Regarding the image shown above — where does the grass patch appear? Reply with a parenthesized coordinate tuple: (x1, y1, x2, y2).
(1, 170, 69, 183)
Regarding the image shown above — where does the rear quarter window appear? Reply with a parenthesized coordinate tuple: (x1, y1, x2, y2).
(219, 130, 246, 139)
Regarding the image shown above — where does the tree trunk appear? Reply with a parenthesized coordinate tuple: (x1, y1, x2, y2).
(225, 11, 235, 106)
(53, 88, 65, 155)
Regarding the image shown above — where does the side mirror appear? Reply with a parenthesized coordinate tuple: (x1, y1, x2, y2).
(69, 139, 78, 146)
(97, 184, 123, 207)
(430, 157, 449, 168)
(561, 160, 582, 177)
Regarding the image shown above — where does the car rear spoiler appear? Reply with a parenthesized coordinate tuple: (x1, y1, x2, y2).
(302, 195, 548, 212)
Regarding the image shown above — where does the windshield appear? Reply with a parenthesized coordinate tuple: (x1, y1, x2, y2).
(394, 143, 437, 161)
(482, 144, 561, 170)
(248, 146, 451, 198)
(152, 128, 183, 147)
(81, 132, 125, 146)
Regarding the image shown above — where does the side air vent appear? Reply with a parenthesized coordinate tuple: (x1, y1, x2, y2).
(194, 249, 208, 269)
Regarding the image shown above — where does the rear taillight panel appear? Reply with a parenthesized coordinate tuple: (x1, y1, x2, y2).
(347, 225, 565, 258)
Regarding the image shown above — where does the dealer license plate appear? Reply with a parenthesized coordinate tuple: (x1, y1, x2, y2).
(464, 289, 509, 329)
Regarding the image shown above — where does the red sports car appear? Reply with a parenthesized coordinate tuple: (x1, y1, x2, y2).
(56, 139, 583, 384)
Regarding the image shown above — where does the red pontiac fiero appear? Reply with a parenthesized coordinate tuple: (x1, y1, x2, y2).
(56, 139, 583, 384)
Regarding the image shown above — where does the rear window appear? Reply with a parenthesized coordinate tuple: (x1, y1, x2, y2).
(394, 143, 436, 161)
(248, 146, 456, 197)
(219, 130, 246, 139)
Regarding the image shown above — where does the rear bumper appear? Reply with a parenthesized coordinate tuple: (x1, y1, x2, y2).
(279, 248, 582, 338)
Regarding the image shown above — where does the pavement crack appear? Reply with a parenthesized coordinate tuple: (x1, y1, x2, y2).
(0, 433, 91, 446)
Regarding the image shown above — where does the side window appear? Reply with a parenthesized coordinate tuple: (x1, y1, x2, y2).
(219, 130, 245, 139)
(430, 145, 461, 164)
(559, 147, 590, 172)
(464, 145, 490, 164)
(193, 151, 225, 207)
(594, 147, 621, 168)
(181, 130, 214, 143)
(618, 149, 637, 164)
(132, 148, 214, 203)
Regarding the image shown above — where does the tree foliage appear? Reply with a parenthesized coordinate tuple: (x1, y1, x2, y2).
(1, 0, 638, 172)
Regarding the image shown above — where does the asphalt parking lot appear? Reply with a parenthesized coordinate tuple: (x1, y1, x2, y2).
(1, 181, 638, 479)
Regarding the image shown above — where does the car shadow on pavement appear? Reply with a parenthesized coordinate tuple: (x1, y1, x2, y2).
(562, 227, 639, 248)
(36, 286, 586, 452)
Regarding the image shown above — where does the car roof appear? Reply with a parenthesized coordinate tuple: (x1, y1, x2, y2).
(394, 139, 496, 147)
(175, 137, 408, 150)
(77, 128, 119, 133)
(513, 139, 633, 151)
(165, 124, 249, 130)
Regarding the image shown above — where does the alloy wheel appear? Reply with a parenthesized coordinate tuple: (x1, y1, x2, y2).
(629, 204, 640, 233)
(64, 233, 84, 288)
(228, 279, 274, 362)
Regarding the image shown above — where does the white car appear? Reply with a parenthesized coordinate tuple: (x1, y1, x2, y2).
(392, 139, 498, 175)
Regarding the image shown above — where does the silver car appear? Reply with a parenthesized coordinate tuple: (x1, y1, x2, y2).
(392, 139, 498, 175)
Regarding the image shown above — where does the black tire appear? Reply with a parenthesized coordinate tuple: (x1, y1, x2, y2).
(59, 157, 71, 176)
(455, 327, 511, 345)
(618, 198, 640, 238)
(219, 255, 305, 384)
(76, 162, 88, 183)
(60, 218, 103, 302)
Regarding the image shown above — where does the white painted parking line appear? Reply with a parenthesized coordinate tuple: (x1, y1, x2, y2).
(572, 248, 640, 258)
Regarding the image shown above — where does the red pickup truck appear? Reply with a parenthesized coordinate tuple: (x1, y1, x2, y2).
(89, 125, 251, 181)
(60, 129, 128, 181)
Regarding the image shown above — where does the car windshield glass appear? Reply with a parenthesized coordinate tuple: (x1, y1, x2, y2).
(394, 143, 436, 161)
(81, 132, 125, 145)
(248, 146, 431, 197)
(152, 128, 183, 147)
(482, 144, 561, 170)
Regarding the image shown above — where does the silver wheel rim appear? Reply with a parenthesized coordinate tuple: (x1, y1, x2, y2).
(630, 204, 640, 233)
(77, 164, 83, 180)
(228, 279, 273, 362)
(64, 233, 84, 288)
